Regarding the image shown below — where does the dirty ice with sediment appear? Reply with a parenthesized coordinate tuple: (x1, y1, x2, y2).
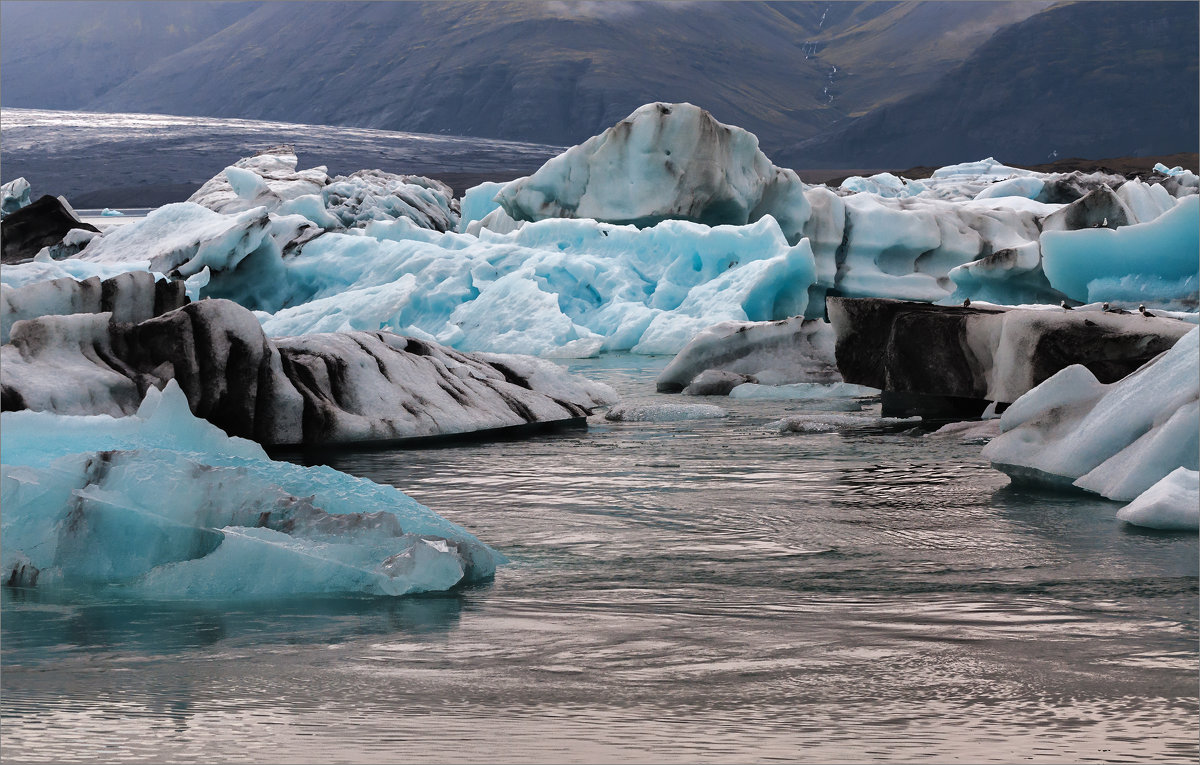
(2, 101, 1198, 603)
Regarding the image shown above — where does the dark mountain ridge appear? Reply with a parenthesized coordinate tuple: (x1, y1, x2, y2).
(1, 1, 1195, 168)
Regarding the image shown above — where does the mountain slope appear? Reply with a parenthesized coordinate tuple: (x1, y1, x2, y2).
(0, 1, 258, 108)
(2, 1, 1049, 158)
(781, 1, 1200, 168)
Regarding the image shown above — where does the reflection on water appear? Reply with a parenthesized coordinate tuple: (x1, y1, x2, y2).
(3, 354, 1196, 763)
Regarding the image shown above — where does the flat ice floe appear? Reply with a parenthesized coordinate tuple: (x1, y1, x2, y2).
(729, 382, 880, 400)
(767, 413, 917, 434)
(1, 381, 505, 597)
(603, 402, 728, 422)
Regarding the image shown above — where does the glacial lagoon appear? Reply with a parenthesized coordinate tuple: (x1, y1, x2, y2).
(3, 355, 1195, 763)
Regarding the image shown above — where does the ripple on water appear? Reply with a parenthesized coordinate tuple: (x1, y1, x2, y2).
(2, 354, 1196, 763)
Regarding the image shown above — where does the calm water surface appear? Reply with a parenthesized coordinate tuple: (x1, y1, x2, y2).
(3, 355, 1197, 763)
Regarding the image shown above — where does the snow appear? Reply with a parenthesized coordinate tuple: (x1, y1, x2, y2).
(1040, 196, 1199, 308)
(603, 402, 728, 422)
(1115, 468, 1199, 531)
(0, 380, 504, 597)
(982, 328, 1199, 501)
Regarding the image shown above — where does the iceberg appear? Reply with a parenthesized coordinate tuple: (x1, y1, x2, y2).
(1, 177, 32, 217)
(2, 295, 616, 446)
(4, 105, 1194, 361)
(186, 151, 331, 215)
(655, 317, 839, 394)
(1, 194, 100, 265)
(1, 380, 505, 597)
(261, 215, 817, 357)
(187, 151, 459, 233)
(1, 271, 187, 344)
(494, 102, 811, 237)
(1154, 162, 1186, 177)
(1115, 468, 1199, 532)
(767, 413, 916, 433)
(458, 181, 506, 232)
(982, 328, 1198, 501)
(1040, 196, 1199, 309)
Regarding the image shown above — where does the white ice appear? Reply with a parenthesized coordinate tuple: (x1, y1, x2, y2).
(603, 402, 728, 422)
(982, 328, 1199, 501)
(1115, 467, 1199, 531)
(729, 382, 880, 400)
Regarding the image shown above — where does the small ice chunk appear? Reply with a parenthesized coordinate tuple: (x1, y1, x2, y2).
(604, 402, 728, 422)
(767, 414, 916, 433)
(1115, 468, 1199, 531)
(927, 419, 1003, 442)
(729, 382, 880, 400)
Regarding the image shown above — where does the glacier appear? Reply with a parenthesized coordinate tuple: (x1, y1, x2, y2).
(1, 380, 506, 597)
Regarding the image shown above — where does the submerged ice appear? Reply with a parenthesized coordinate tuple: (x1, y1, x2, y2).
(1, 381, 505, 596)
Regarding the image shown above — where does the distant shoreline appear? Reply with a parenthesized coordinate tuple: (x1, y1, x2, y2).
(2, 109, 1196, 207)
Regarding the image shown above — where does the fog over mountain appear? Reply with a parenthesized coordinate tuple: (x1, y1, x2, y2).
(1, 1, 1196, 168)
